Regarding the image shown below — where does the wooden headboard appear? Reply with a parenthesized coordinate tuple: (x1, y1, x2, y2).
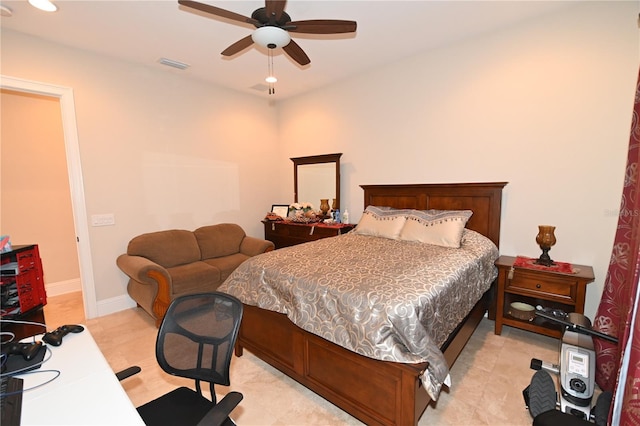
(360, 182, 507, 248)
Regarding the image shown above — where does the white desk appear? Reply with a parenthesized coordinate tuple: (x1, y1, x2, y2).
(16, 326, 144, 425)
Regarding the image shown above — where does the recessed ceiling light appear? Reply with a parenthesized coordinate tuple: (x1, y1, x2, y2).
(0, 5, 13, 17)
(28, 0, 57, 12)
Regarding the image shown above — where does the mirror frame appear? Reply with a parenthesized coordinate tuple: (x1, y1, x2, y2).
(291, 153, 342, 210)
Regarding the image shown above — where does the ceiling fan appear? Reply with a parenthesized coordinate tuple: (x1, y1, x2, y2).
(177, 0, 357, 66)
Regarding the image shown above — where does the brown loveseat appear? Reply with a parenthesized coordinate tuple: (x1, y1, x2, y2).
(116, 223, 274, 326)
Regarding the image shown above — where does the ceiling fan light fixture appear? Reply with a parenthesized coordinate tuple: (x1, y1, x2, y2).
(265, 75, 277, 84)
(28, 0, 57, 12)
(252, 26, 290, 49)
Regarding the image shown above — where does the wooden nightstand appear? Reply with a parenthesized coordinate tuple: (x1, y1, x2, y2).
(262, 220, 355, 249)
(494, 255, 595, 339)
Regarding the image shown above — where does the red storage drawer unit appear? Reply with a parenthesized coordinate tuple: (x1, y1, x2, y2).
(1, 244, 47, 318)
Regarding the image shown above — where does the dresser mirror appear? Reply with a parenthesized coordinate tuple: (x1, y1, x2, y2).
(291, 153, 342, 210)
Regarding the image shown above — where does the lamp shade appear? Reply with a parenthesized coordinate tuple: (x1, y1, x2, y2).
(252, 26, 291, 49)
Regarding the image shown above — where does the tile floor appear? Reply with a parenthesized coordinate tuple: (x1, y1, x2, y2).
(44, 292, 559, 425)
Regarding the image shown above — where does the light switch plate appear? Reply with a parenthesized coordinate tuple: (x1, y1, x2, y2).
(91, 213, 115, 226)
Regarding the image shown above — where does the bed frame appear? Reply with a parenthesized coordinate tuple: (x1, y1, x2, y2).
(234, 182, 507, 425)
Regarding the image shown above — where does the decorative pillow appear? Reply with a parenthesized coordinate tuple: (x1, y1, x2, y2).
(353, 206, 410, 239)
(399, 209, 473, 248)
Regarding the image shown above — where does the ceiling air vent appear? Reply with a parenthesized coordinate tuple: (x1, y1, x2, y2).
(250, 83, 269, 92)
(158, 58, 190, 70)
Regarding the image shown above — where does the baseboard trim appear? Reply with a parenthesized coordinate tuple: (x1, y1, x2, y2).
(45, 278, 81, 296)
(96, 294, 137, 318)
(44, 281, 137, 319)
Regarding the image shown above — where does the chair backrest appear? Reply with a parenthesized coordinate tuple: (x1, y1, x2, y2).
(156, 292, 243, 387)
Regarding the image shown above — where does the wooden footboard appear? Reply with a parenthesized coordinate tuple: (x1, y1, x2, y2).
(234, 303, 429, 425)
(234, 288, 490, 426)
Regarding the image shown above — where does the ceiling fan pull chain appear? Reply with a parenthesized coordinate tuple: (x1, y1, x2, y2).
(267, 49, 276, 95)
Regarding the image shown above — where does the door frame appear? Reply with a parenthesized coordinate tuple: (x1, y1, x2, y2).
(1, 75, 97, 319)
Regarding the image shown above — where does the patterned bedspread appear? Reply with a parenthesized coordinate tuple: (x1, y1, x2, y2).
(219, 228, 498, 400)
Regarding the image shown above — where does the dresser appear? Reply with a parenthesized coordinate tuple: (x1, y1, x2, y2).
(494, 255, 594, 339)
(262, 220, 355, 249)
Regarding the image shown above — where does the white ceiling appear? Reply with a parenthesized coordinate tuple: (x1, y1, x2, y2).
(0, 0, 576, 99)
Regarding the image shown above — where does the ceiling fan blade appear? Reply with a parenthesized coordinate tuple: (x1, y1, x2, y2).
(287, 19, 357, 34)
(221, 35, 254, 56)
(283, 39, 310, 66)
(178, 0, 259, 26)
(265, 0, 286, 23)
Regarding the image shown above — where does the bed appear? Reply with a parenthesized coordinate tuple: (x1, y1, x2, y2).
(223, 182, 506, 425)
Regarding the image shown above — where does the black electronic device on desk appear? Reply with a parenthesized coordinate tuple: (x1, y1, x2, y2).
(1, 375, 24, 426)
(0, 323, 85, 425)
(0, 339, 45, 426)
(1, 341, 46, 375)
(42, 324, 84, 346)
(0, 324, 84, 373)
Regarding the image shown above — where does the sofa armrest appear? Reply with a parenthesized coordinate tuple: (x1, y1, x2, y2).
(116, 254, 173, 326)
(116, 254, 170, 285)
(240, 236, 274, 256)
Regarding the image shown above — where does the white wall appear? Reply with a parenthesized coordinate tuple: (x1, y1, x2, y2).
(2, 1, 638, 320)
(277, 1, 640, 318)
(1, 30, 280, 309)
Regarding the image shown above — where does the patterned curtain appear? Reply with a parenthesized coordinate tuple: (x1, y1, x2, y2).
(593, 67, 640, 423)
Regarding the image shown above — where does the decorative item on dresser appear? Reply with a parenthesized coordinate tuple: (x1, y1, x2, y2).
(319, 198, 331, 217)
(262, 220, 355, 249)
(535, 225, 557, 267)
(233, 182, 507, 426)
(270, 204, 289, 219)
(494, 255, 595, 339)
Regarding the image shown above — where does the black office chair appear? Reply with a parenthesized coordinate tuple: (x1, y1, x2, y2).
(119, 292, 244, 426)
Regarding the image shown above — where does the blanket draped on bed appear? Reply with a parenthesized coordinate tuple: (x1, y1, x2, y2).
(219, 229, 498, 400)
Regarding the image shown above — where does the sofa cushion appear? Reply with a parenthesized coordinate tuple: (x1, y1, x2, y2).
(167, 261, 221, 295)
(194, 223, 246, 259)
(127, 230, 201, 268)
(203, 253, 250, 282)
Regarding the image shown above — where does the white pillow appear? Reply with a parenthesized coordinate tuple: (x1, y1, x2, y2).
(399, 209, 473, 248)
(353, 206, 410, 239)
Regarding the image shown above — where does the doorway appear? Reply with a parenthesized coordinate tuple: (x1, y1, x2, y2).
(1, 88, 80, 296)
(1, 75, 97, 319)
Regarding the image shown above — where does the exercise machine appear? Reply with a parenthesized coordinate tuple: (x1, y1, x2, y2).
(523, 308, 618, 425)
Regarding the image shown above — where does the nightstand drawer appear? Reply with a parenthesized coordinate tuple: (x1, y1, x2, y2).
(507, 269, 577, 303)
